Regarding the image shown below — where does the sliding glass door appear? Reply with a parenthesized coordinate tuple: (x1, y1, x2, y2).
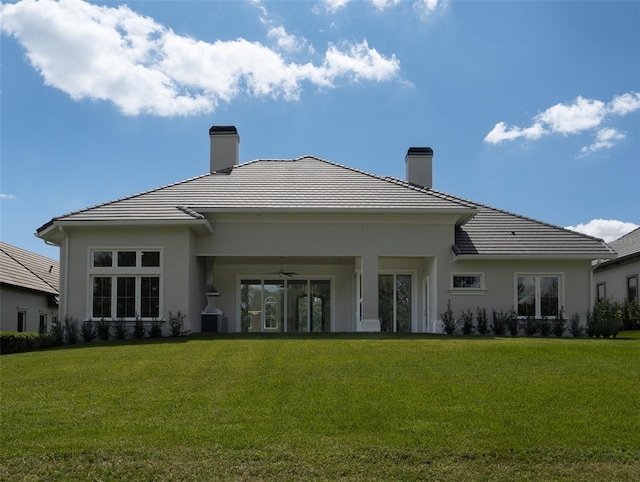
(379, 273, 412, 332)
(241, 278, 331, 333)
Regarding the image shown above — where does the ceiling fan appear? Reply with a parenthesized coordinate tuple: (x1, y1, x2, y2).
(266, 258, 299, 277)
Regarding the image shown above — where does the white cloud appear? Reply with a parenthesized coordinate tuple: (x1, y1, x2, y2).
(579, 128, 625, 156)
(1, 0, 400, 117)
(0, 194, 17, 200)
(608, 91, 640, 115)
(321, 0, 441, 15)
(484, 121, 545, 144)
(267, 26, 312, 54)
(484, 92, 640, 155)
(413, 0, 442, 17)
(534, 96, 606, 135)
(565, 219, 639, 243)
(323, 0, 351, 13)
(371, 0, 401, 11)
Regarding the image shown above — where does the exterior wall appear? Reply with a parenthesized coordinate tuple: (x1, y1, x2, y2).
(196, 212, 457, 332)
(0, 284, 58, 332)
(435, 258, 594, 329)
(593, 259, 640, 302)
(53, 213, 599, 335)
(60, 225, 200, 334)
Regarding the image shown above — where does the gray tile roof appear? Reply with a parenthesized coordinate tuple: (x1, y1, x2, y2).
(594, 227, 640, 270)
(0, 242, 59, 295)
(385, 179, 615, 258)
(38, 156, 613, 258)
(38, 157, 475, 226)
(607, 227, 640, 259)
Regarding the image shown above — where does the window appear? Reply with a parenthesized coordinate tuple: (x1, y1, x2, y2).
(89, 249, 161, 320)
(516, 274, 561, 318)
(451, 274, 484, 290)
(628, 275, 638, 302)
(17, 310, 26, 332)
(39, 313, 48, 334)
(596, 282, 606, 302)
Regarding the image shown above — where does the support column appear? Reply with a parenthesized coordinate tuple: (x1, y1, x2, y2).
(360, 254, 380, 332)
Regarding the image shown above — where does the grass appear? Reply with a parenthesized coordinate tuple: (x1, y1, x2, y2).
(1, 333, 639, 480)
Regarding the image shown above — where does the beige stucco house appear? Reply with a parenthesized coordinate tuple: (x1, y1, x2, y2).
(593, 227, 639, 303)
(0, 242, 59, 333)
(36, 126, 614, 334)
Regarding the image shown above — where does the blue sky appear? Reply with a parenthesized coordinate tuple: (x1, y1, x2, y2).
(1, 0, 639, 260)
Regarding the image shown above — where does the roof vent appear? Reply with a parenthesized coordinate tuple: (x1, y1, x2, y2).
(405, 147, 433, 188)
(209, 126, 239, 173)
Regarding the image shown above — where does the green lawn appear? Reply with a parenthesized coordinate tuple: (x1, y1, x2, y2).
(1, 334, 639, 480)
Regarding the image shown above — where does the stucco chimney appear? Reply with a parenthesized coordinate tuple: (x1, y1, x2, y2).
(209, 125, 239, 173)
(405, 147, 433, 188)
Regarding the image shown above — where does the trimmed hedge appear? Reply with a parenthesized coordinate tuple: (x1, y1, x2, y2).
(1, 332, 43, 355)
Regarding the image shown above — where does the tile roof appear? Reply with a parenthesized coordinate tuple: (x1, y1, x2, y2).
(385, 179, 615, 258)
(595, 227, 640, 269)
(38, 157, 475, 227)
(37, 156, 613, 258)
(0, 242, 59, 295)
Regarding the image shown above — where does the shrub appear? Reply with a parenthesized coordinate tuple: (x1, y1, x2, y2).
(569, 313, 582, 338)
(81, 321, 97, 343)
(476, 307, 488, 335)
(539, 319, 552, 337)
(588, 299, 623, 338)
(96, 319, 111, 341)
(49, 318, 65, 346)
(114, 319, 129, 340)
(459, 309, 474, 335)
(524, 316, 538, 336)
(490, 309, 507, 336)
(133, 316, 146, 339)
(149, 318, 164, 338)
(169, 311, 186, 337)
(441, 300, 456, 335)
(64, 317, 79, 345)
(0, 332, 41, 355)
(622, 298, 640, 330)
(505, 309, 519, 336)
(552, 309, 565, 337)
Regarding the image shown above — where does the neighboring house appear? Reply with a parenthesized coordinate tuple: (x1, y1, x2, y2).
(0, 242, 59, 333)
(36, 126, 614, 334)
(593, 227, 640, 303)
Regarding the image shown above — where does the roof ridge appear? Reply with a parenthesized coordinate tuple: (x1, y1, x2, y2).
(241, 157, 476, 210)
(0, 243, 59, 293)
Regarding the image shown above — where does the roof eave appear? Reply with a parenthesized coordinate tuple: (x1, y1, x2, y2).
(453, 252, 617, 261)
(37, 218, 215, 236)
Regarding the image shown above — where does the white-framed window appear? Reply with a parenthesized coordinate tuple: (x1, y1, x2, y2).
(450, 273, 484, 291)
(516, 274, 562, 318)
(89, 248, 162, 320)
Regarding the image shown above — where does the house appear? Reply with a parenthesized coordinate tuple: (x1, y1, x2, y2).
(0, 242, 59, 333)
(593, 227, 640, 303)
(36, 126, 614, 334)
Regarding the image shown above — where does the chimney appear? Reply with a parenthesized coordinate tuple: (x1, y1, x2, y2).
(209, 125, 239, 173)
(405, 147, 433, 189)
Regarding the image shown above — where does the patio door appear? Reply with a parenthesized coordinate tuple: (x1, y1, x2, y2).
(379, 273, 412, 332)
(240, 279, 331, 333)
